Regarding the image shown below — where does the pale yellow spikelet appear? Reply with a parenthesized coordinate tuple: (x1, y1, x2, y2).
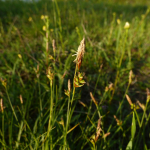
(129, 70, 133, 84)
(126, 94, 133, 106)
(79, 100, 87, 108)
(103, 132, 110, 139)
(20, 95, 23, 104)
(0, 98, 4, 113)
(68, 79, 71, 93)
(47, 67, 54, 81)
(146, 88, 150, 102)
(114, 115, 122, 126)
(114, 115, 119, 124)
(137, 100, 145, 111)
(73, 38, 85, 69)
(52, 39, 56, 52)
(105, 83, 113, 92)
(90, 92, 98, 106)
(95, 118, 102, 142)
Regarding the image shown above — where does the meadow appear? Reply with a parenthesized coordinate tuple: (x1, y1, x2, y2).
(0, 0, 150, 149)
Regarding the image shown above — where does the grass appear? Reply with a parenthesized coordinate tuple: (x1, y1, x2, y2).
(0, 0, 150, 149)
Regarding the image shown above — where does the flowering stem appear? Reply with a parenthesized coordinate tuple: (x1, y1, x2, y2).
(63, 64, 78, 149)
(71, 64, 78, 105)
(45, 79, 53, 148)
(64, 94, 70, 150)
(38, 77, 43, 122)
(49, 80, 53, 144)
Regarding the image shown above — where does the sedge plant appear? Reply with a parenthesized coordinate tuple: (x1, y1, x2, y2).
(63, 38, 86, 149)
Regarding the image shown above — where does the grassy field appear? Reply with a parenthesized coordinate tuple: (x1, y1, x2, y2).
(0, 0, 150, 149)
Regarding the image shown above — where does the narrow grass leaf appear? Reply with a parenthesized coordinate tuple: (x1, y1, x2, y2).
(131, 112, 136, 140)
(126, 140, 132, 150)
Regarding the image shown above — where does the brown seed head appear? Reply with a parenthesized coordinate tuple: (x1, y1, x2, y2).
(90, 92, 98, 106)
(20, 95, 23, 104)
(73, 38, 85, 69)
(79, 100, 87, 108)
(103, 132, 110, 139)
(137, 100, 145, 111)
(129, 70, 133, 84)
(36, 64, 40, 78)
(126, 94, 133, 106)
(95, 118, 102, 142)
(114, 115, 122, 126)
(52, 39, 56, 52)
(0, 98, 4, 113)
(68, 79, 71, 92)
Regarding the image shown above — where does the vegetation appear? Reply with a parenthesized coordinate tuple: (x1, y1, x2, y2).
(0, 0, 150, 149)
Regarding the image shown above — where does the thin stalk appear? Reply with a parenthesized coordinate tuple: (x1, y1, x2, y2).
(15, 103, 25, 148)
(64, 94, 71, 150)
(15, 120, 24, 148)
(49, 80, 53, 149)
(5, 87, 18, 122)
(134, 109, 141, 127)
(64, 64, 77, 149)
(71, 65, 78, 104)
(2, 112, 5, 150)
(45, 19, 49, 66)
(45, 80, 53, 149)
(140, 101, 148, 127)
(38, 78, 43, 121)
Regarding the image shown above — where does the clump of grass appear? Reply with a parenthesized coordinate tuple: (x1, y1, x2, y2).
(0, 0, 150, 149)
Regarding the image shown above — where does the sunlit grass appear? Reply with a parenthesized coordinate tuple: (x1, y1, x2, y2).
(0, 0, 150, 149)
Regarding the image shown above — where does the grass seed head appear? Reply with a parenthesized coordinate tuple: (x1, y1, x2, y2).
(73, 38, 85, 69)
(90, 92, 98, 106)
(126, 94, 133, 106)
(52, 39, 56, 52)
(20, 95, 23, 104)
(95, 118, 102, 142)
(129, 70, 133, 84)
(114, 115, 122, 126)
(47, 67, 54, 82)
(137, 100, 145, 111)
(68, 79, 71, 92)
(79, 100, 87, 108)
(103, 132, 110, 139)
(0, 98, 4, 113)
